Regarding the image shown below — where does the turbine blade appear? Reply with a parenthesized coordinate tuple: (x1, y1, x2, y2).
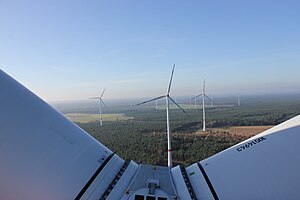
(203, 80, 206, 94)
(89, 97, 100, 99)
(169, 96, 191, 117)
(167, 64, 175, 95)
(204, 94, 213, 102)
(137, 95, 166, 106)
(100, 88, 106, 98)
(100, 98, 107, 108)
(191, 94, 203, 100)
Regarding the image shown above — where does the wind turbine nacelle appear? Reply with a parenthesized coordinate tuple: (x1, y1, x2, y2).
(0, 70, 119, 199)
(190, 115, 300, 199)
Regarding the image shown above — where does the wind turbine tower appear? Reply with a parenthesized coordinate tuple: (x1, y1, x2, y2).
(238, 95, 241, 106)
(89, 89, 107, 127)
(192, 80, 213, 131)
(137, 64, 189, 167)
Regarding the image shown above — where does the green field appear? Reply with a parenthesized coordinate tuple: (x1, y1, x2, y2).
(65, 113, 133, 123)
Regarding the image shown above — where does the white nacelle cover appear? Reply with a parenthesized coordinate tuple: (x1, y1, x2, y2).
(200, 115, 300, 200)
(0, 70, 113, 200)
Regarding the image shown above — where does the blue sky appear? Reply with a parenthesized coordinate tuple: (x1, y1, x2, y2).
(1, 0, 300, 101)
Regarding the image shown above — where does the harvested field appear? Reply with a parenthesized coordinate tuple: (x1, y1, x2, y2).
(210, 126, 274, 137)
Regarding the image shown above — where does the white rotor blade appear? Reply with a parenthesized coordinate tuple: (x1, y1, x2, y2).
(100, 98, 107, 108)
(0, 69, 114, 200)
(89, 97, 100, 99)
(100, 88, 106, 98)
(204, 94, 213, 102)
(203, 80, 206, 94)
(137, 95, 166, 106)
(191, 94, 203, 100)
(169, 96, 191, 117)
(167, 64, 175, 95)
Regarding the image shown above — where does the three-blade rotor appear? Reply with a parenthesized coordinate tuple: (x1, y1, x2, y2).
(192, 80, 213, 103)
(89, 88, 107, 107)
(137, 64, 189, 117)
(89, 88, 107, 127)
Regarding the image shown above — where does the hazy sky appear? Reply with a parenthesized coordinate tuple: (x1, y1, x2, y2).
(1, 0, 300, 101)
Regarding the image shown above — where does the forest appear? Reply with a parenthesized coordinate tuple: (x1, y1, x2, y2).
(57, 94, 300, 166)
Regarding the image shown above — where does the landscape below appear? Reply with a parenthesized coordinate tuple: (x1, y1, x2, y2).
(54, 94, 300, 166)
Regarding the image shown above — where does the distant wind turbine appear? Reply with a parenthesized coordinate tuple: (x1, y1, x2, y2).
(137, 64, 189, 168)
(238, 95, 241, 106)
(192, 80, 213, 131)
(89, 88, 107, 127)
